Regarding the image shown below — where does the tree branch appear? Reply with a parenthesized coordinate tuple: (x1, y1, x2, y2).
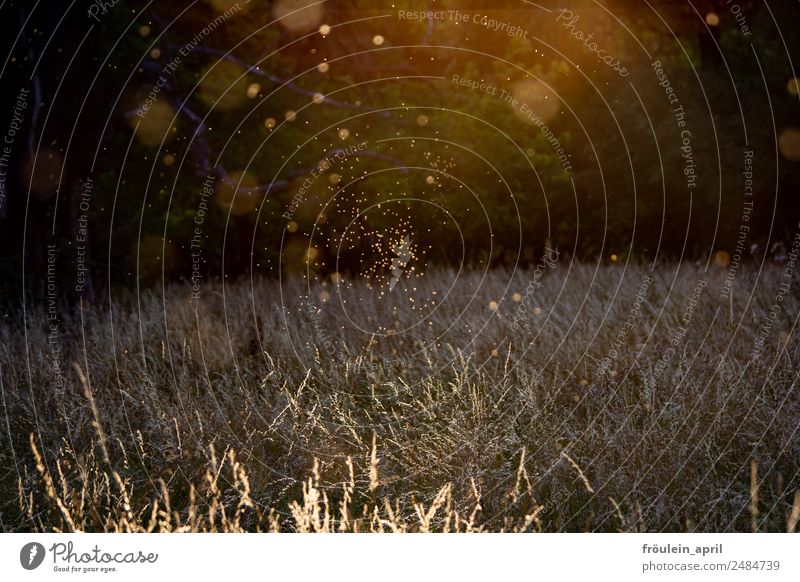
(172, 44, 387, 116)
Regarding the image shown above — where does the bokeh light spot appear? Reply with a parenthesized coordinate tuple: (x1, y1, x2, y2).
(512, 79, 560, 124)
(132, 100, 176, 146)
(779, 128, 800, 160)
(216, 170, 262, 216)
(272, 0, 324, 33)
(246, 83, 261, 98)
(714, 250, 731, 267)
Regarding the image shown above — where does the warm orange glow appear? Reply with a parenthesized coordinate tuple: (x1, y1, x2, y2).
(216, 170, 262, 216)
(779, 128, 800, 161)
(21, 148, 64, 198)
(272, 0, 324, 33)
(512, 79, 560, 124)
(246, 83, 261, 99)
(132, 99, 176, 146)
(714, 250, 731, 267)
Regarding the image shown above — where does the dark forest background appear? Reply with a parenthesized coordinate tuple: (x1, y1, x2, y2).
(1, 0, 800, 310)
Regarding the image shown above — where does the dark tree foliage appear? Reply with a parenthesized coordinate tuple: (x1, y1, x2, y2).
(1, 0, 799, 308)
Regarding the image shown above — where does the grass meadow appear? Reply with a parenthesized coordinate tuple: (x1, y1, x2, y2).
(1, 262, 799, 532)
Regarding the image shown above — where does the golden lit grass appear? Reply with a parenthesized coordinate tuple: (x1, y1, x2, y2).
(1, 263, 799, 532)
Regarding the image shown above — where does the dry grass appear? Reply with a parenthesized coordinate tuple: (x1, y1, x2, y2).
(1, 262, 799, 532)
